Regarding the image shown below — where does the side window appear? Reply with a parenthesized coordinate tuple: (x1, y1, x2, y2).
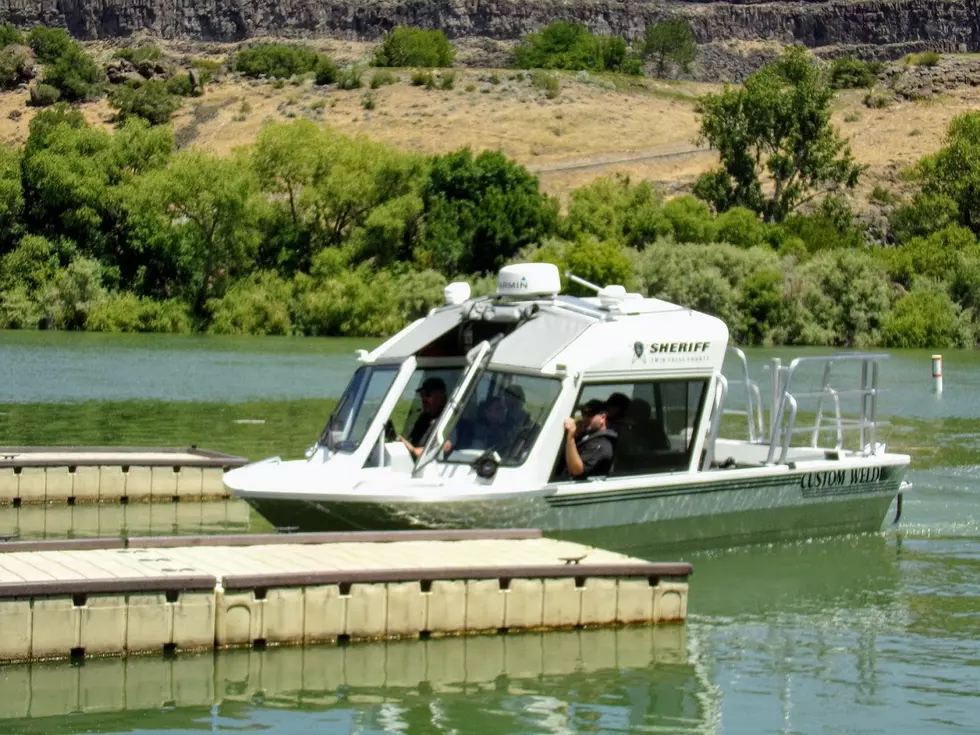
(552, 379, 708, 480)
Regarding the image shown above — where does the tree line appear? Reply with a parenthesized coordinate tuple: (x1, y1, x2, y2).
(0, 38, 977, 347)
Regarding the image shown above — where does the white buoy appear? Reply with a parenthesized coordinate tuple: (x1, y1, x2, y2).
(932, 354, 943, 394)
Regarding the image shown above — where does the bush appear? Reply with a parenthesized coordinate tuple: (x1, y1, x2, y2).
(113, 44, 164, 65)
(562, 174, 671, 248)
(532, 71, 561, 99)
(827, 56, 881, 90)
(881, 280, 973, 348)
(370, 69, 397, 88)
(314, 55, 338, 85)
(863, 89, 891, 108)
(27, 26, 73, 65)
(0, 44, 36, 90)
(793, 249, 892, 346)
(0, 22, 23, 48)
(906, 51, 941, 67)
(361, 90, 376, 110)
(715, 206, 768, 248)
(165, 73, 195, 97)
(521, 237, 634, 296)
(514, 22, 633, 73)
(109, 80, 182, 126)
(337, 66, 363, 90)
(373, 27, 455, 68)
(40, 256, 107, 330)
(41, 45, 104, 101)
(869, 185, 899, 206)
(411, 69, 433, 87)
(439, 71, 455, 90)
(85, 293, 193, 333)
(207, 272, 293, 335)
(28, 83, 60, 107)
(235, 44, 319, 79)
(663, 195, 716, 243)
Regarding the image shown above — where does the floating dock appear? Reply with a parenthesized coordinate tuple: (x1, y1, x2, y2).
(0, 529, 691, 664)
(0, 446, 249, 505)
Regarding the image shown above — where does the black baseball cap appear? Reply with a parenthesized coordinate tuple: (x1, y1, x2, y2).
(577, 399, 608, 415)
(416, 377, 446, 394)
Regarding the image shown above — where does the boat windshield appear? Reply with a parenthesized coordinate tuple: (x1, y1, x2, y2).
(442, 370, 562, 466)
(318, 365, 399, 453)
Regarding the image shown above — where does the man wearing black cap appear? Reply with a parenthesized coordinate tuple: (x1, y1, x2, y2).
(561, 399, 617, 479)
(399, 376, 447, 459)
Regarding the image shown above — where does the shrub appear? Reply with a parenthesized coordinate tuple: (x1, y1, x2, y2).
(869, 185, 899, 206)
(207, 272, 293, 336)
(0, 44, 36, 90)
(361, 90, 376, 110)
(663, 195, 716, 243)
(370, 69, 397, 88)
(109, 80, 182, 126)
(562, 174, 671, 248)
(881, 280, 973, 348)
(906, 50, 941, 67)
(314, 55, 338, 85)
(165, 73, 195, 97)
(373, 27, 455, 68)
(827, 56, 881, 90)
(514, 22, 632, 73)
(863, 89, 891, 108)
(439, 71, 455, 90)
(715, 206, 768, 248)
(27, 26, 73, 64)
(189, 58, 222, 84)
(28, 83, 60, 107)
(41, 45, 104, 101)
(86, 293, 193, 333)
(522, 237, 634, 296)
(0, 22, 23, 48)
(532, 71, 560, 99)
(411, 69, 433, 87)
(234, 44, 319, 79)
(113, 44, 164, 65)
(336, 66, 362, 90)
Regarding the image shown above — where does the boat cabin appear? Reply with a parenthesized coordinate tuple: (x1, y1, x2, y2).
(315, 262, 735, 490)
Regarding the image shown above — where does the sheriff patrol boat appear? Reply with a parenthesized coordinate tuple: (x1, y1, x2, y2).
(224, 263, 911, 552)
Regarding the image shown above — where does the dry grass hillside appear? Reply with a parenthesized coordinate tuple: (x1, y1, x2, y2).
(2, 40, 978, 204)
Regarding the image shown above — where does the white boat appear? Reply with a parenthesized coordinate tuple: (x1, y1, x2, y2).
(225, 263, 912, 553)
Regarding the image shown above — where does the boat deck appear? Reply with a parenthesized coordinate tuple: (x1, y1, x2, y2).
(0, 529, 691, 664)
(0, 446, 248, 505)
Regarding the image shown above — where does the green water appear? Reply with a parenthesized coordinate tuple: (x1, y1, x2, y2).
(1, 331, 979, 733)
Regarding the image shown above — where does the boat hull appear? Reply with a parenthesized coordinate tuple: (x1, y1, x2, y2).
(243, 463, 908, 553)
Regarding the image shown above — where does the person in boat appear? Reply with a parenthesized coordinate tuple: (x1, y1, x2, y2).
(470, 396, 511, 451)
(606, 392, 631, 435)
(561, 399, 618, 480)
(503, 384, 531, 431)
(398, 376, 447, 459)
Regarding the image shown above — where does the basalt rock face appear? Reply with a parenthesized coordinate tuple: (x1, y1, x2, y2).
(0, 0, 977, 52)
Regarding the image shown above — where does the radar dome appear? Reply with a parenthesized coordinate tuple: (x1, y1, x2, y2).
(496, 263, 561, 298)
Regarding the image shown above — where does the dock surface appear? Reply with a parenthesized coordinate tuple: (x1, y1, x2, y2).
(0, 446, 248, 505)
(0, 529, 691, 664)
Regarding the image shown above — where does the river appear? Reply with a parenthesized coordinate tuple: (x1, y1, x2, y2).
(0, 331, 977, 734)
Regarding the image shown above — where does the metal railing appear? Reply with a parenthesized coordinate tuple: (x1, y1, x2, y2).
(721, 349, 889, 466)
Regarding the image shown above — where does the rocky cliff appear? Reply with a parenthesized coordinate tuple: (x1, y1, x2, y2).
(1, 0, 977, 54)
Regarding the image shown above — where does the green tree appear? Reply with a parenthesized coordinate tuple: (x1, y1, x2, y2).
(521, 237, 634, 296)
(417, 149, 559, 275)
(207, 271, 294, 335)
(129, 151, 262, 315)
(644, 20, 697, 77)
(373, 27, 455, 68)
(0, 22, 23, 48)
(693, 46, 862, 223)
(903, 112, 980, 239)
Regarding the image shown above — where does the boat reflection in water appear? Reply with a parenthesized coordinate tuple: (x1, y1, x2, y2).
(0, 499, 252, 540)
(0, 626, 720, 734)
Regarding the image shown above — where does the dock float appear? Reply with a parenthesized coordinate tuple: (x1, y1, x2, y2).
(0, 446, 249, 505)
(0, 529, 692, 664)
